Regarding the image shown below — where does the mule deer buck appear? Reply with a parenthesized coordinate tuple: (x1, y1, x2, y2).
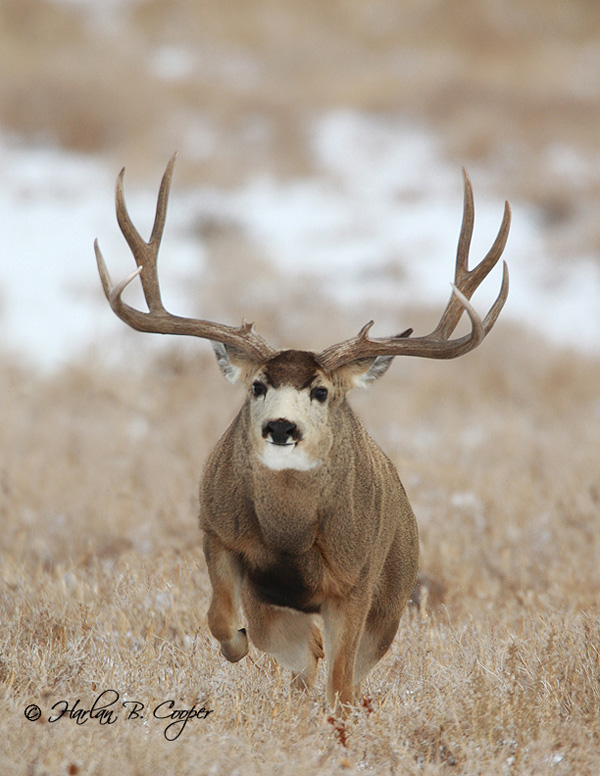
(95, 154, 510, 709)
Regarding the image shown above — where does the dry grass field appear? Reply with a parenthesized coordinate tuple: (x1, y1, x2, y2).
(1, 333, 599, 775)
(1, 0, 600, 774)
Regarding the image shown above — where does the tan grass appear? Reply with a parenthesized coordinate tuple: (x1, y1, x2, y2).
(1, 322, 599, 774)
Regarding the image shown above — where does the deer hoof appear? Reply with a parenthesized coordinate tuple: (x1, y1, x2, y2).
(221, 628, 248, 662)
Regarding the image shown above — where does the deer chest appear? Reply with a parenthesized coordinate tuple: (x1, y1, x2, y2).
(240, 551, 323, 613)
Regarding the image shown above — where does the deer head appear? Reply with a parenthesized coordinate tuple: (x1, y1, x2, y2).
(95, 154, 510, 474)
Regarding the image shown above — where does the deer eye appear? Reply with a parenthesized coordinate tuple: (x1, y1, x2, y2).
(311, 387, 328, 403)
(252, 381, 267, 398)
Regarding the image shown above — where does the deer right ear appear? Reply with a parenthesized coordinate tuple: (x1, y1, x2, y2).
(211, 342, 256, 384)
(335, 355, 395, 390)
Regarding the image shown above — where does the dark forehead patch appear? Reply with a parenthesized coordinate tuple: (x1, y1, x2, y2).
(263, 350, 322, 390)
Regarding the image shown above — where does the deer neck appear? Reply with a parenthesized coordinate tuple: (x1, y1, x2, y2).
(248, 454, 326, 554)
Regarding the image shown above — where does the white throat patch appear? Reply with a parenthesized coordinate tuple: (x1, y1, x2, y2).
(258, 442, 322, 472)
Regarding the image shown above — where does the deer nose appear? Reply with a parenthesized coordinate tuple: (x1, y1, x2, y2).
(263, 419, 298, 445)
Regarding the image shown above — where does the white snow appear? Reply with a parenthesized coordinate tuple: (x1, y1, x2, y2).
(1, 112, 599, 372)
(0, 135, 202, 370)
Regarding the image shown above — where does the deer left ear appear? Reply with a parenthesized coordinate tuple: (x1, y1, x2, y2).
(211, 341, 259, 384)
(336, 355, 395, 390)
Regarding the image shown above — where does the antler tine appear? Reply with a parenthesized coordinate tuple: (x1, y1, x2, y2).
(115, 152, 177, 314)
(94, 155, 278, 364)
(455, 167, 475, 284)
(317, 172, 510, 373)
(94, 237, 116, 302)
(482, 259, 509, 331)
(432, 170, 511, 340)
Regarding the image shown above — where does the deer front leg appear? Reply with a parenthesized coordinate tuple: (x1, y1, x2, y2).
(202, 530, 248, 662)
(321, 595, 370, 710)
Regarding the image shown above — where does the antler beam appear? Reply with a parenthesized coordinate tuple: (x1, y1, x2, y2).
(94, 153, 277, 363)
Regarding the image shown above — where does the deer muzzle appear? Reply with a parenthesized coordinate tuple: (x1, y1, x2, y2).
(262, 419, 301, 446)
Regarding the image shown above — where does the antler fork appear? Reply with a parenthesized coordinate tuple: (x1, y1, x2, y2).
(317, 170, 510, 372)
(94, 153, 277, 363)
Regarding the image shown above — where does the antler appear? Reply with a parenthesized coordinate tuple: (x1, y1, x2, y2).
(94, 153, 277, 363)
(317, 169, 511, 373)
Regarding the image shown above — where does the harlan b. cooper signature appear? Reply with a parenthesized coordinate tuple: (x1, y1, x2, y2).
(24, 689, 213, 741)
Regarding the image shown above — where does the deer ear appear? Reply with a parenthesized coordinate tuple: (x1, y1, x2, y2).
(211, 342, 257, 384)
(335, 355, 395, 390)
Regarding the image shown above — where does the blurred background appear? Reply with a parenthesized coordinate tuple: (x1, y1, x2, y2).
(1, 0, 599, 369)
(2, 10, 599, 770)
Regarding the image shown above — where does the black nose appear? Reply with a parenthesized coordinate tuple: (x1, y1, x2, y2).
(263, 419, 298, 445)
